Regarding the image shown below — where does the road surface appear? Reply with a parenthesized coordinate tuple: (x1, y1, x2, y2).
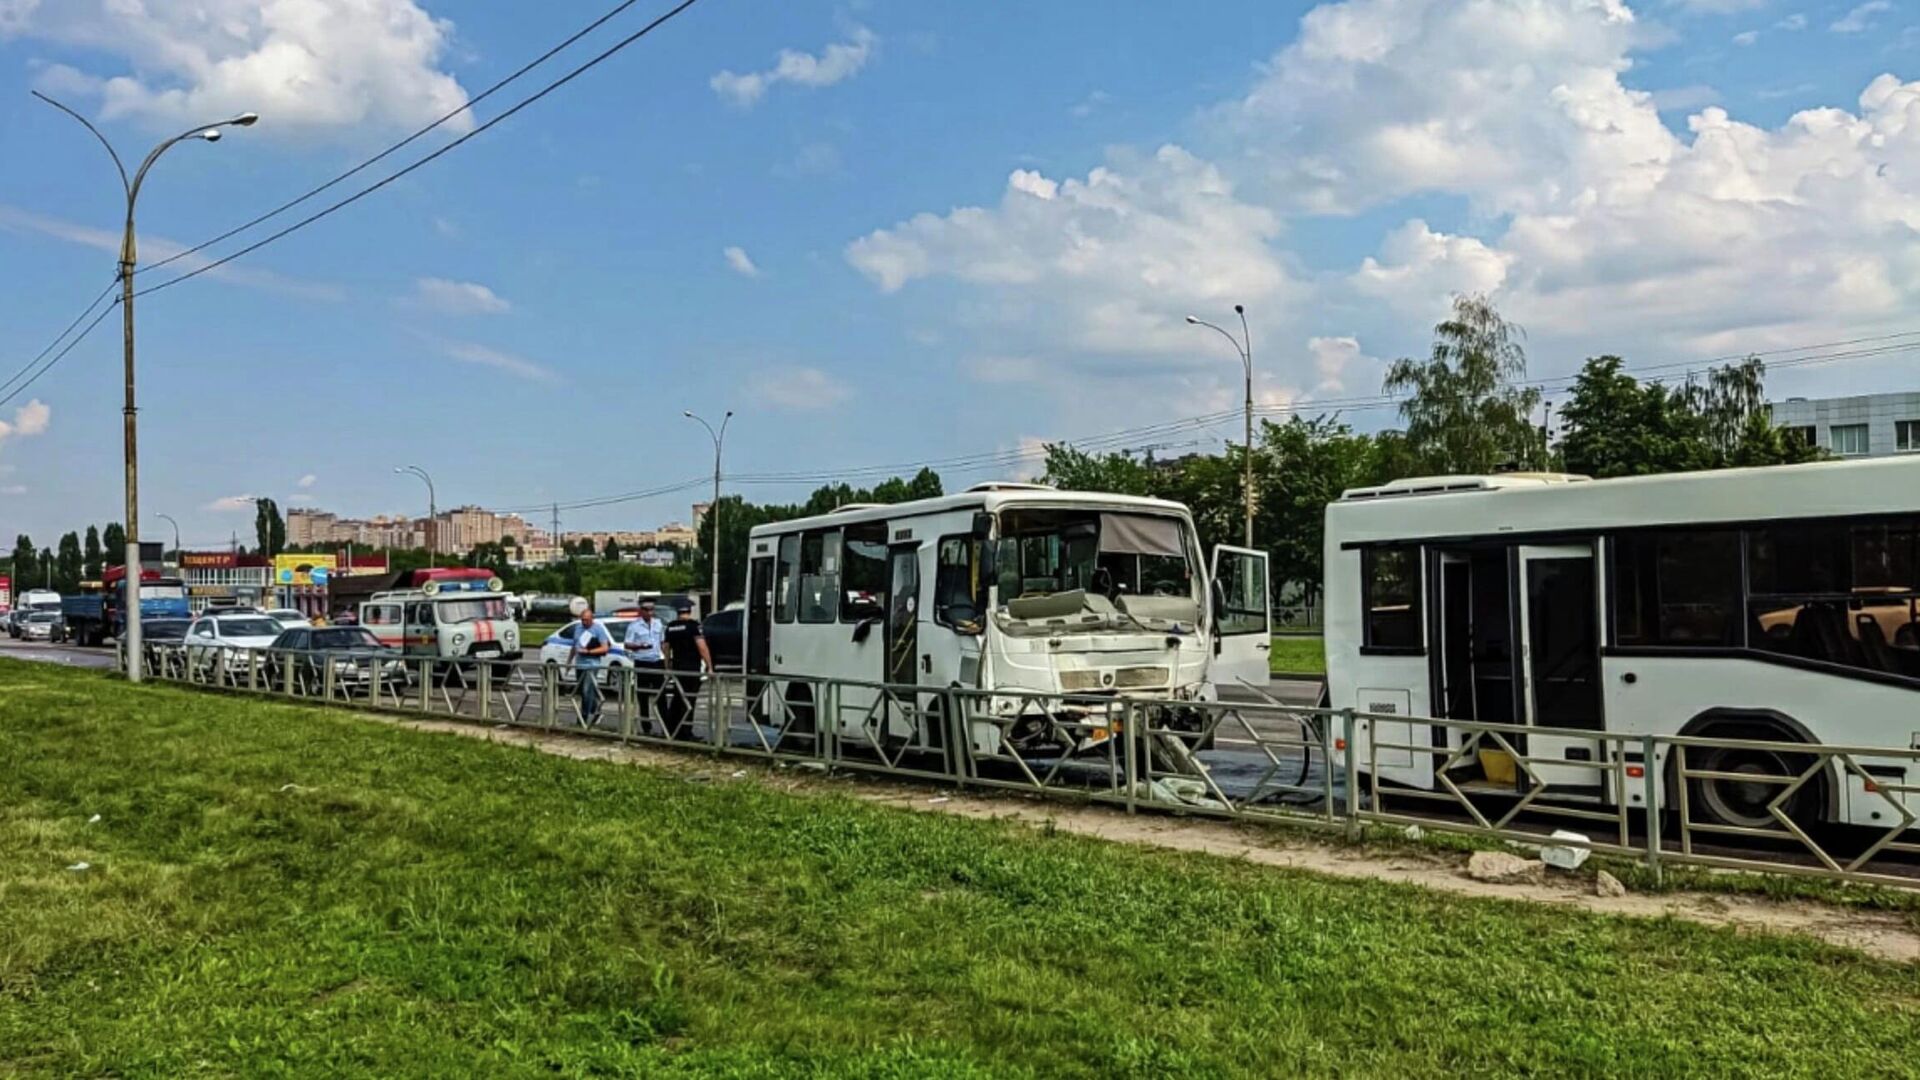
(0, 637, 120, 670)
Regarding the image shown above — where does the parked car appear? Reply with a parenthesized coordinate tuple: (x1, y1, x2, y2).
(264, 625, 407, 693)
(266, 608, 313, 629)
(703, 608, 743, 671)
(140, 618, 192, 668)
(538, 617, 636, 683)
(184, 612, 285, 673)
(20, 611, 63, 642)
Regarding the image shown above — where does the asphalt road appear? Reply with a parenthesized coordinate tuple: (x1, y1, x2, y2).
(0, 636, 120, 670)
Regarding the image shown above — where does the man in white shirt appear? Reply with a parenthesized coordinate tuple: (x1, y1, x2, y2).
(570, 607, 613, 726)
(622, 599, 667, 734)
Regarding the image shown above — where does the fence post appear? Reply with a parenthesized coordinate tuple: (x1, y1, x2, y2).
(618, 667, 633, 743)
(1642, 733, 1663, 884)
(322, 652, 336, 701)
(478, 661, 493, 721)
(416, 659, 432, 714)
(1342, 708, 1361, 842)
(282, 651, 296, 696)
(541, 662, 557, 729)
(710, 674, 728, 751)
(947, 688, 967, 788)
(1122, 698, 1138, 816)
(822, 681, 839, 768)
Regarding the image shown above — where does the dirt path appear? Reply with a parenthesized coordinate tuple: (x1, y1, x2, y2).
(391, 714, 1920, 965)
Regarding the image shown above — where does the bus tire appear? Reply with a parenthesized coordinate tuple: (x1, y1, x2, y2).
(1679, 714, 1827, 834)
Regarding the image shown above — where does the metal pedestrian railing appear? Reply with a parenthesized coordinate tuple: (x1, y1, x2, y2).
(128, 642, 1920, 892)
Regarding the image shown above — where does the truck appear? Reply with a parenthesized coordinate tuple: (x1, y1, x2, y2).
(61, 567, 191, 646)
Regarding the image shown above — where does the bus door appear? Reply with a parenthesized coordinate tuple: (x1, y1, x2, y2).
(1209, 546, 1272, 690)
(1516, 543, 1606, 791)
(883, 543, 926, 742)
(746, 556, 774, 677)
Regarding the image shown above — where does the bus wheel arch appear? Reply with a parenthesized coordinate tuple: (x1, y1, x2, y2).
(1670, 708, 1834, 830)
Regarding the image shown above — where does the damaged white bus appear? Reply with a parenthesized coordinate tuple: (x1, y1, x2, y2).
(744, 483, 1271, 757)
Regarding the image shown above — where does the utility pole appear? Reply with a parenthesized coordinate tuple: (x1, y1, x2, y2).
(1186, 306, 1256, 547)
(684, 409, 733, 614)
(395, 464, 436, 557)
(35, 92, 257, 682)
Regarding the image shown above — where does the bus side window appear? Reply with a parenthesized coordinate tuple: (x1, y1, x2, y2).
(1362, 546, 1422, 650)
(936, 536, 984, 631)
(775, 534, 799, 624)
(799, 530, 839, 624)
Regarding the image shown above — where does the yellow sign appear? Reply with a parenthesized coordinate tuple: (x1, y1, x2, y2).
(274, 554, 337, 586)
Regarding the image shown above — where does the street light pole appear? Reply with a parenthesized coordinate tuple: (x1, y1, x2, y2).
(35, 92, 257, 683)
(684, 410, 733, 616)
(155, 513, 181, 571)
(1186, 306, 1256, 547)
(395, 465, 437, 558)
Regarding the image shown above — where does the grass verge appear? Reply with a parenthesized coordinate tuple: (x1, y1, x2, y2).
(1269, 633, 1325, 675)
(2, 660, 1916, 1077)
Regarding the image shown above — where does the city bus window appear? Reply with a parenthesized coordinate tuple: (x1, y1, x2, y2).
(935, 536, 985, 632)
(1613, 531, 1741, 646)
(798, 530, 839, 624)
(1362, 546, 1422, 649)
(774, 534, 799, 624)
(841, 523, 888, 621)
(1747, 519, 1920, 677)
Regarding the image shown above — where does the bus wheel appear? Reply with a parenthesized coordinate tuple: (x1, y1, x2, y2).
(1691, 736, 1823, 833)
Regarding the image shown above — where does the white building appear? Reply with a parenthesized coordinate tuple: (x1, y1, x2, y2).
(1770, 391, 1920, 458)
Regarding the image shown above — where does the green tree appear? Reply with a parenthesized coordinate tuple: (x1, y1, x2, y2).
(1384, 294, 1543, 474)
(9, 534, 35, 586)
(37, 547, 53, 591)
(602, 537, 622, 561)
(468, 542, 512, 577)
(1041, 445, 1166, 497)
(254, 499, 286, 558)
(101, 522, 126, 562)
(1256, 417, 1411, 603)
(1558, 355, 1822, 477)
(55, 532, 83, 593)
(83, 526, 104, 580)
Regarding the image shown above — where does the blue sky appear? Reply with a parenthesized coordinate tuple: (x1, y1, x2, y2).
(1, 0, 1918, 545)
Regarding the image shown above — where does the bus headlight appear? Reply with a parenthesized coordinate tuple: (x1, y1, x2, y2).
(452, 632, 467, 647)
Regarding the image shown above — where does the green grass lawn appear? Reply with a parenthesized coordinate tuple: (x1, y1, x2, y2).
(1269, 633, 1325, 675)
(4, 661, 1916, 1077)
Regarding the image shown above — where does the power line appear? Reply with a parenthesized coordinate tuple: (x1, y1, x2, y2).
(137, 0, 662, 279)
(132, 0, 706, 300)
(0, 295, 122, 411)
(0, 276, 121, 402)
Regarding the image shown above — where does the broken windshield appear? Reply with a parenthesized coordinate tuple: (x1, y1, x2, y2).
(993, 508, 1196, 608)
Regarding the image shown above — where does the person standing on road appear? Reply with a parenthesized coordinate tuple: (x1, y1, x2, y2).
(622, 599, 667, 735)
(660, 600, 712, 738)
(570, 607, 613, 727)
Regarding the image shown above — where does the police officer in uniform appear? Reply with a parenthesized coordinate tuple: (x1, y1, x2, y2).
(660, 599, 712, 737)
(622, 599, 667, 735)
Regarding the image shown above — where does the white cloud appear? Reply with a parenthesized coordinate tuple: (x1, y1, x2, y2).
(7, 0, 472, 136)
(296, 474, 317, 489)
(0, 485, 26, 497)
(441, 342, 558, 383)
(411, 277, 511, 315)
(0, 399, 51, 450)
(1776, 13, 1808, 30)
(1666, 0, 1764, 10)
(1731, 30, 1759, 46)
(964, 355, 1041, 384)
(0, 204, 343, 301)
(1831, 2, 1892, 32)
(751, 367, 852, 411)
(1306, 336, 1377, 393)
(1070, 89, 1113, 119)
(711, 26, 875, 108)
(847, 146, 1294, 357)
(723, 246, 761, 278)
(204, 494, 258, 512)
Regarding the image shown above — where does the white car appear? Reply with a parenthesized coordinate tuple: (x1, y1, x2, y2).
(538, 617, 637, 683)
(266, 608, 313, 629)
(184, 612, 286, 672)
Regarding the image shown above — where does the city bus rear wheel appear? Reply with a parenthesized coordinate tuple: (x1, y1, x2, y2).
(1690, 738, 1824, 834)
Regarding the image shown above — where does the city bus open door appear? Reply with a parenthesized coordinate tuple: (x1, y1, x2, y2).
(1516, 543, 1606, 791)
(1209, 545, 1272, 692)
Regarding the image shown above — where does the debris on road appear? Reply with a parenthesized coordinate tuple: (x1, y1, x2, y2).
(1541, 830, 1592, 871)
(1402, 824, 1424, 841)
(929, 796, 950, 805)
(86, 813, 101, 824)
(66, 861, 90, 872)
(1466, 850, 1538, 884)
(1595, 870, 1628, 898)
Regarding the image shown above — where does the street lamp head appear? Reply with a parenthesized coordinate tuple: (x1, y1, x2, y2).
(723, 410, 734, 419)
(199, 129, 222, 142)
(1233, 303, 1245, 315)
(232, 112, 260, 127)
(682, 410, 694, 418)
(1184, 315, 1199, 324)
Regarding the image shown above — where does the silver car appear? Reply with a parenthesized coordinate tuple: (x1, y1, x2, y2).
(21, 612, 61, 641)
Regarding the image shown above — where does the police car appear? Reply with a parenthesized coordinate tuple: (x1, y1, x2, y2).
(358, 569, 522, 663)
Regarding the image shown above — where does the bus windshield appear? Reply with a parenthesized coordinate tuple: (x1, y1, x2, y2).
(994, 509, 1195, 606)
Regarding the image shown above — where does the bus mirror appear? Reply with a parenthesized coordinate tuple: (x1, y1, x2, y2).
(979, 540, 998, 581)
(971, 512, 993, 540)
(1210, 579, 1226, 629)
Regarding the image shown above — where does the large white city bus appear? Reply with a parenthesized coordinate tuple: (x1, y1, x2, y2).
(744, 483, 1271, 757)
(1323, 455, 1920, 831)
